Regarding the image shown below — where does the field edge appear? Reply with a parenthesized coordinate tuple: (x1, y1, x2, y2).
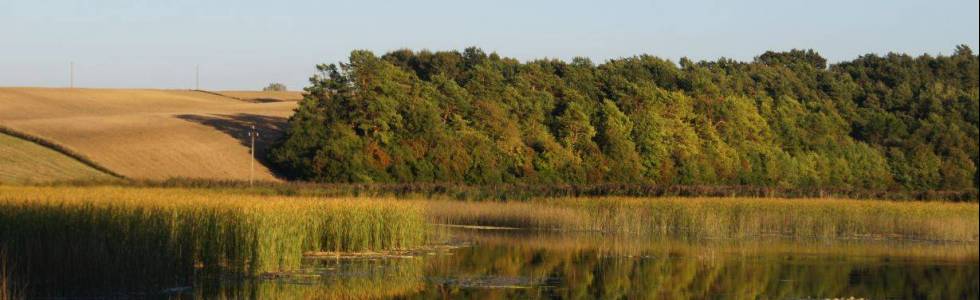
(0, 126, 124, 180)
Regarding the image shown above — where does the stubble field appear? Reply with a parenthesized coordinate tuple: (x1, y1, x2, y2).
(0, 87, 299, 181)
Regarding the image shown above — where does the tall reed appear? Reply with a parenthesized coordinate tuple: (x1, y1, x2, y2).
(2, 185, 977, 296)
(426, 197, 980, 241)
(0, 186, 428, 296)
(1, 249, 22, 300)
(44, 178, 980, 202)
(452, 229, 980, 261)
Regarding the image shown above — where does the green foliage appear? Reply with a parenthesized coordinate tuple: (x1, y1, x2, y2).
(272, 46, 979, 192)
(262, 82, 287, 91)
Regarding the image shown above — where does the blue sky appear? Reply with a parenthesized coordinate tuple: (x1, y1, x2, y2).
(2, 0, 977, 90)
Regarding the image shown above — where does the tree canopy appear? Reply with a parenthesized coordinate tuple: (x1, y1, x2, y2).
(263, 83, 288, 91)
(271, 46, 979, 193)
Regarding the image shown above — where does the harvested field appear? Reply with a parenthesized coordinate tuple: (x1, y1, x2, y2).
(213, 90, 304, 102)
(0, 87, 297, 180)
(0, 132, 115, 184)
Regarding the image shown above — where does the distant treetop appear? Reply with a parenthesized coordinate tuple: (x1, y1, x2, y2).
(263, 83, 287, 92)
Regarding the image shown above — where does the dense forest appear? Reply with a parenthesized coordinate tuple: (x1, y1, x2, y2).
(270, 46, 979, 193)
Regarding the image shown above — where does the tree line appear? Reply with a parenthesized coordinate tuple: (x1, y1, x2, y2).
(270, 46, 978, 193)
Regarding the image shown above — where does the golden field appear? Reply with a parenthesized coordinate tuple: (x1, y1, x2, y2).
(0, 87, 298, 181)
(213, 90, 304, 102)
(0, 133, 115, 184)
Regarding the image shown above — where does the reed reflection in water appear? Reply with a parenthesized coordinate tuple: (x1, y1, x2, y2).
(184, 230, 979, 299)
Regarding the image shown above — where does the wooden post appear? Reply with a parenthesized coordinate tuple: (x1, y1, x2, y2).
(249, 124, 258, 186)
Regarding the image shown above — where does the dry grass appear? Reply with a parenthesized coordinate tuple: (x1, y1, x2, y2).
(0, 133, 115, 184)
(426, 197, 980, 241)
(0, 87, 297, 180)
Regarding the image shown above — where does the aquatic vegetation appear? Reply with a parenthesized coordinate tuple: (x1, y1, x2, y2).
(0, 186, 428, 296)
(1, 185, 977, 297)
(1, 249, 24, 300)
(451, 229, 980, 261)
(42, 178, 980, 201)
(427, 197, 980, 241)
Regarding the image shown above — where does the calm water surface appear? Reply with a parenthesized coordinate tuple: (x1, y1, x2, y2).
(183, 229, 979, 299)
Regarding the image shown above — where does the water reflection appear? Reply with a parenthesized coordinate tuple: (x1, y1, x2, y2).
(184, 258, 425, 299)
(174, 230, 979, 299)
(20, 229, 980, 299)
(407, 230, 979, 299)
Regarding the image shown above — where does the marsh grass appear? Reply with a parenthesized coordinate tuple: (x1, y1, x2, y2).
(44, 178, 980, 201)
(0, 186, 427, 296)
(1, 185, 977, 296)
(427, 197, 980, 241)
(1, 249, 23, 300)
(452, 229, 980, 261)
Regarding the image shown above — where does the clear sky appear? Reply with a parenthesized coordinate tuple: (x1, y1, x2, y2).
(2, 0, 978, 90)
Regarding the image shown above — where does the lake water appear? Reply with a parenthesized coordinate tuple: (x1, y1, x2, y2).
(180, 229, 979, 299)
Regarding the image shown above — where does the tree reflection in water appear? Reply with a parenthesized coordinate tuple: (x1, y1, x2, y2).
(408, 230, 978, 299)
(19, 229, 978, 299)
(194, 230, 978, 299)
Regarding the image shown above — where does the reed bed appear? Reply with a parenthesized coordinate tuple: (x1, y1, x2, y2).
(452, 229, 980, 261)
(45, 178, 980, 202)
(0, 186, 427, 296)
(427, 197, 980, 241)
(1, 249, 23, 300)
(1, 185, 977, 296)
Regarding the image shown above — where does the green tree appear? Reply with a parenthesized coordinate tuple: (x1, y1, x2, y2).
(269, 47, 977, 195)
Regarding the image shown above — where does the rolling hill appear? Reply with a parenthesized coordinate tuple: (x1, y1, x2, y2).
(0, 87, 300, 181)
(212, 90, 305, 102)
(0, 132, 116, 184)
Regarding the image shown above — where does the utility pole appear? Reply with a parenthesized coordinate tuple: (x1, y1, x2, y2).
(70, 61, 74, 88)
(248, 124, 259, 186)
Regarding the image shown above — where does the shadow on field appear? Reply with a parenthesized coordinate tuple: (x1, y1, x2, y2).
(175, 113, 288, 175)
